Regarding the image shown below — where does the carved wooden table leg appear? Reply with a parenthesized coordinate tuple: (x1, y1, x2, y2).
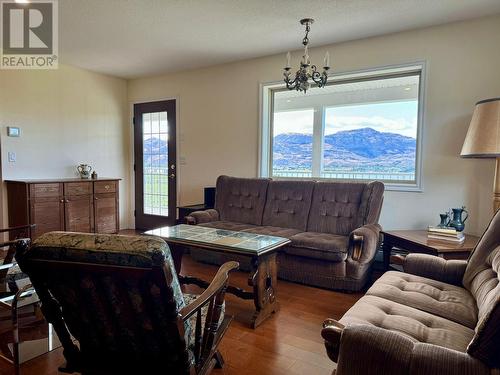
(248, 253, 279, 328)
(169, 244, 185, 276)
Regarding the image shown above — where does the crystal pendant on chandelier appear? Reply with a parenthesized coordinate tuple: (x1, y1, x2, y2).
(283, 18, 331, 93)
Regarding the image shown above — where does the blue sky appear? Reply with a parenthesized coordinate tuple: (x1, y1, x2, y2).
(274, 100, 418, 138)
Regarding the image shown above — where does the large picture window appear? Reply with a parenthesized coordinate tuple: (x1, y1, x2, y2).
(261, 64, 425, 190)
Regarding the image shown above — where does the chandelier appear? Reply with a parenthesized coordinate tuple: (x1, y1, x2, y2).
(283, 18, 330, 93)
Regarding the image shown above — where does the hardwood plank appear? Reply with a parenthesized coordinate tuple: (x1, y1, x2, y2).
(8, 254, 362, 375)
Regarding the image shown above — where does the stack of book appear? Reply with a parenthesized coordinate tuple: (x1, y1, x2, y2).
(427, 226, 465, 243)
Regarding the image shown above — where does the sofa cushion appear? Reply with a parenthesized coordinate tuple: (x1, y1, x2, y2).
(339, 295, 475, 353)
(285, 232, 349, 262)
(198, 221, 259, 232)
(307, 181, 384, 235)
(462, 210, 500, 368)
(242, 226, 301, 239)
(367, 271, 477, 328)
(262, 180, 315, 231)
(215, 175, 270, 225)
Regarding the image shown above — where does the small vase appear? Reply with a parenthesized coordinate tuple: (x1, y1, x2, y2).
(437, 213, 450, 228)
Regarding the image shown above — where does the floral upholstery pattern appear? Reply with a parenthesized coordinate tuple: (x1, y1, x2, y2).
(183, 293, 226, 350)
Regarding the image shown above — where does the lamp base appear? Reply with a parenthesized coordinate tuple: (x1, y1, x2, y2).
(494, 157, 500, 213)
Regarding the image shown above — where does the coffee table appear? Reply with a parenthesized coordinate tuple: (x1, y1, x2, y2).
(382, 230, 480, 271)
(145, 224, 291, 328)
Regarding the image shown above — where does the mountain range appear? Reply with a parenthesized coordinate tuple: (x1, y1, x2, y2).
(273, 127, 416, 173)
(143, 127, 416, 173)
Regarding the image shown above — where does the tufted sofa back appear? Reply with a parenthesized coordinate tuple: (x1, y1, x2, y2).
(215, 175, 270, 225)
(463, 210, 500, 368)
(262, 180, 315, 230)
(213, 176, 384, 235)
(306, 181, 384, 235)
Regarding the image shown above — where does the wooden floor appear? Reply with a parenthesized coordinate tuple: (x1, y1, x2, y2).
(9, 255, 363, 375)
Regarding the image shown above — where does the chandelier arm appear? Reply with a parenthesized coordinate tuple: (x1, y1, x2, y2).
(284, 76, 299, 90)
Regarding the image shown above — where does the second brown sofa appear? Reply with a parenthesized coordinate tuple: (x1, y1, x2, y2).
(186, 176, 384, 291)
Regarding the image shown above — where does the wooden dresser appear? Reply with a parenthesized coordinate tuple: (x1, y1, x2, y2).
(6, 178, 120, 239)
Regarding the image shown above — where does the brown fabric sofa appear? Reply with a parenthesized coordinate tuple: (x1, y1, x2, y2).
(186, 175, 385, 291)
(321, 209, 500, 374)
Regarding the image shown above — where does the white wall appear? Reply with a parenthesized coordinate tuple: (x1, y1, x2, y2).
(0, 64, 131, 228)
(128, 15, 500, 235)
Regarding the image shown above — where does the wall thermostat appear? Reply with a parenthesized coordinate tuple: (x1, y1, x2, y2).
(7, 127, 20, 137)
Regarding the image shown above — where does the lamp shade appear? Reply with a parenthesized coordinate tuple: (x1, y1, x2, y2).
(461, 98, 500, 158)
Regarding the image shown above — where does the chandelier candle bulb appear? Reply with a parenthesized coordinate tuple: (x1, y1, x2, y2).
(324, 51, 330, 68)
(285, 52, 291, 69)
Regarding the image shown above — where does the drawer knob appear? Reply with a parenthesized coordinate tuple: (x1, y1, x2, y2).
(105, 185, 110, 189)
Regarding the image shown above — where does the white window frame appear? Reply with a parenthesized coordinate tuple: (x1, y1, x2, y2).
(259, 61, 427, 192)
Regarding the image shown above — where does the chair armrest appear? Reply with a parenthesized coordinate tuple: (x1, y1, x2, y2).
(185, 209, 220, 225)
(403, 253, 467, 286)
(179, 261, 239, 320)
(321, 318, 345, 362)
(348, 224, 382, 263)
(323, 322, 490, 375)
(323, 322, 415, 374)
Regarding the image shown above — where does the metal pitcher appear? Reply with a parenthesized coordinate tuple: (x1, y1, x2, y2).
(448, 206, 469, 232)
(77, 164, 92, 179)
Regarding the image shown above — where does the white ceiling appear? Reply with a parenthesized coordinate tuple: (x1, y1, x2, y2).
(58, 0, 500, 79)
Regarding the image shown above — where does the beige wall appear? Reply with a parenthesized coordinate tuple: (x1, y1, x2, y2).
(0, 64, 131, 228)
(128, 15, 500, 235)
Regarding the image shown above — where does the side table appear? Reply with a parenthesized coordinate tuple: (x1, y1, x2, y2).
(381, 230, 480, 271)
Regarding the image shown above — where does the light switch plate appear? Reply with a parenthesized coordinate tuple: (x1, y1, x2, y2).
(8, 152, 16, 162)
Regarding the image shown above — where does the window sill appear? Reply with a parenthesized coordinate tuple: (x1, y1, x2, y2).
(267, 175, 423, 193)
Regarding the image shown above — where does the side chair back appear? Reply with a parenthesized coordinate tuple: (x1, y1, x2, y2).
(16, 231, 201, 374)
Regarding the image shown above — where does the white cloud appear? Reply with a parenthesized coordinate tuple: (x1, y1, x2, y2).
(325, 114, 417, 137)
(273, 110, 314, 135)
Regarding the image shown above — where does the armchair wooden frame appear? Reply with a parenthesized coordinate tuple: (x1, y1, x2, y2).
(15, 238, 238, 375)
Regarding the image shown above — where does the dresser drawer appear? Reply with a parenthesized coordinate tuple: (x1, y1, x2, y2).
(30, 183, 62, 199)
(65, 182, 92, 196)
(94, 181, 117, 194)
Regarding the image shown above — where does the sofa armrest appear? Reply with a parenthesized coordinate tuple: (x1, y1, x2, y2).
(322, 322, 490, 375)
(348, 224, 382, 263)
(403, 253, 467, 286)
(326, 323, 415, 374)
(185, 209, 220, 225)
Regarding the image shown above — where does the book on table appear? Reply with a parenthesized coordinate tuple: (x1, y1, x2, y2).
(427, 226, 465, 243)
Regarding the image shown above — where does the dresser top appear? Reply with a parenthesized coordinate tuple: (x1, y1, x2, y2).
(5, 178, 121, 183)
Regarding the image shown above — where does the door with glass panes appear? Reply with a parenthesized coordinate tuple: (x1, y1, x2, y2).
(134, 100, 177, 230)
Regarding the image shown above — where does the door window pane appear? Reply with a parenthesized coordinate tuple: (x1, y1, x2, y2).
(143, 111, 169, 216)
